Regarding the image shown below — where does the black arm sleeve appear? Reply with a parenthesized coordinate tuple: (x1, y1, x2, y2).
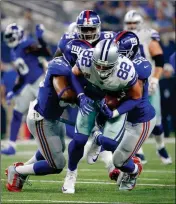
(152, 54, 164, 67)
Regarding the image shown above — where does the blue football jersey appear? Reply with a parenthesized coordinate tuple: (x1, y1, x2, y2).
(58, 31, 116, 53)
(127, 54, 155, 123)
(11, 37, 44, 86)
(34, 57, 72, 120)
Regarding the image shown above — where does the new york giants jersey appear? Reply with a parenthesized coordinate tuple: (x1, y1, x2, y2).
(76, 49, 137, 93)
(34, 57, 72, 120)
(135, 28, 160, 77)
(58, 31, 116, 53)
(127, 53, 155, 123)
(11, 37, 44, 87)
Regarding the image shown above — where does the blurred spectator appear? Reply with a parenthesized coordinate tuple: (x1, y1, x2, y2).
(114, 1, 127, 24)
(169, 52, 176, 75)
(152, 9, 173, 33)
(18, 8, 35, 37)
(142, 0, 156, 20)
(156, 0, 174, 20)
(160, 64, 176, 137)
(127, 1, 146, 17)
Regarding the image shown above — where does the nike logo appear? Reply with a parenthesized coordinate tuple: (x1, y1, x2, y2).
(92, 155, 99, 162)
(144, 65, 149, 68)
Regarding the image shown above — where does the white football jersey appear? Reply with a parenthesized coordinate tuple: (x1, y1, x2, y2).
(135, 28, 160, 76)
(76, 48, 137, 92)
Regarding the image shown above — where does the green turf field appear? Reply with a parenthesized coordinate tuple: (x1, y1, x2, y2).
(1, 140, 175, 204)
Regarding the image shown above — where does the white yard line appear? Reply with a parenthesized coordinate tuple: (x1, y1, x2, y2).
(1, 179, 175, 187)
(1, 138, 175, 146)
(1, 200, 171, 204)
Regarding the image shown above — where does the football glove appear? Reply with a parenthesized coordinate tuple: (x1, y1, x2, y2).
(100, 99, 119, 119)
(148, 77, 159, 96)
(35, 24, 45, 38)
(78, 93, 94, 116)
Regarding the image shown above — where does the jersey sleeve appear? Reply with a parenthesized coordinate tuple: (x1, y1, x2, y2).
(21, 37, 36, 48)
(57, 33, 76, 53)
(10, 49, 17, 62)
(133, 56, 152, 80)
(150, 29, 160, 41)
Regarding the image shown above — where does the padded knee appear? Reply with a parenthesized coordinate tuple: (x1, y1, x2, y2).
(152, 124, 163, 136)
(112, 150, 125, 168)
(54, 152, 66, 169)
(73, 133, 88, 148)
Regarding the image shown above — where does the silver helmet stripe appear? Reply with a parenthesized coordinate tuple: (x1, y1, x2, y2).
(101, 39, 112, 61)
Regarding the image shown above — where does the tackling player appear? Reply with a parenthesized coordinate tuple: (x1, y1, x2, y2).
(123, 10, 172, 165)
(1, 23, 51, 155)
(5, 55, 94, 192)
(62, 38, 156, 193)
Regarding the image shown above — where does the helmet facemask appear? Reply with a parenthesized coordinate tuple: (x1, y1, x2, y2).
(77, 24, 101, 43)
(93, 58, 117, 79)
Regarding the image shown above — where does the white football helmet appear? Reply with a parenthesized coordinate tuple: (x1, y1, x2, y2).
(4, 23, 24, 48)
(124, 10, 144, 32)
(92, 39, 119, 79)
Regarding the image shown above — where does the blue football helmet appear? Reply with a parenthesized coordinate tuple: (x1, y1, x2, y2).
(114, 31, 139, 60)
(76, 10, 101, 43)
(4, 23, 24, 48)
(63, 39, 92, 66)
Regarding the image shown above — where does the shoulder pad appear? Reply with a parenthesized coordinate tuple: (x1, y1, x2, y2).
(48, 57, 71, 76)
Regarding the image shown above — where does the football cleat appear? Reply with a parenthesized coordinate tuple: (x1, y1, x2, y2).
(119, 156, 143, 191)
(6, 165, 27, 192)
(157, 147, 172, 165)
(5, 162, 24, 176)
(135, 153, 147, 165)
(109, 168, 121, 181)
(62, 169, 77, 194)
(1, 145, 16, 155)
(87, 130, 102, 164)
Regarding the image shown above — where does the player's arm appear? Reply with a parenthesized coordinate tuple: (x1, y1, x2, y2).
(149, 40, 164, 80)
(53, 76, 77, 103)
(53, 48, 62, 58)
(101, 80, 142, 119)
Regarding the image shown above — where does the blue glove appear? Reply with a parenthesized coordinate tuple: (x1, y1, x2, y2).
(35, 24, 45, 38)
(78, 94, 94, 116)
(100, 99, 113, 119)
(6, 91, 15, 105)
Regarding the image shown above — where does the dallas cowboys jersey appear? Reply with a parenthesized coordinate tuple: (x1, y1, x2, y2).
(34, 57, 72, 120)
(58, 31, 116, 53)
(76, 48, 137, 93)
(135, 28, 160, 76)
(10, 37, 44, 90)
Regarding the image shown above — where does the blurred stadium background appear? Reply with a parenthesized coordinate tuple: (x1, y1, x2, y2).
(1, 1, 175, 203)
(1, 0, 175, 140)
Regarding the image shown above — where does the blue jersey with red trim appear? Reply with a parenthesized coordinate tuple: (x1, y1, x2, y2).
(34, 57, 72, 120)
(127, 54, 155, 123)
(10, 37, 44, 89)
(58, 31, 116, 54)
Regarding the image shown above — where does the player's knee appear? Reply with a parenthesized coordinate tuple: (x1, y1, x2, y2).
(54, 152, 66, 169)
(112, 150, 125, 168)
(152, 124, 163, 135)
(74, 133, 88, 147)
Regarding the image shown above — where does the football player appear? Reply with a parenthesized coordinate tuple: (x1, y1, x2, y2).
(123, 10, 172, 165)
(62, 38, 156, 193)
(5, 54, 94, 192)
(54, 10, 115, 58)
(1, 23, 51, 155)
(87, 31, 155, 183)
(55, 10, 119, 182)
(84, 36, 156, 190)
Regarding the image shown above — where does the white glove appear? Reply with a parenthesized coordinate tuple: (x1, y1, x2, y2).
(148, 77, 159, 96)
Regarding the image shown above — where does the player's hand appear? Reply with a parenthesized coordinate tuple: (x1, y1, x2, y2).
(148, 77, 159, 96)
(35, 24, 45, 38)
(6, 91, 15, 105)
(100, 99, 113, 119)
(78, 94, 94, 116)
